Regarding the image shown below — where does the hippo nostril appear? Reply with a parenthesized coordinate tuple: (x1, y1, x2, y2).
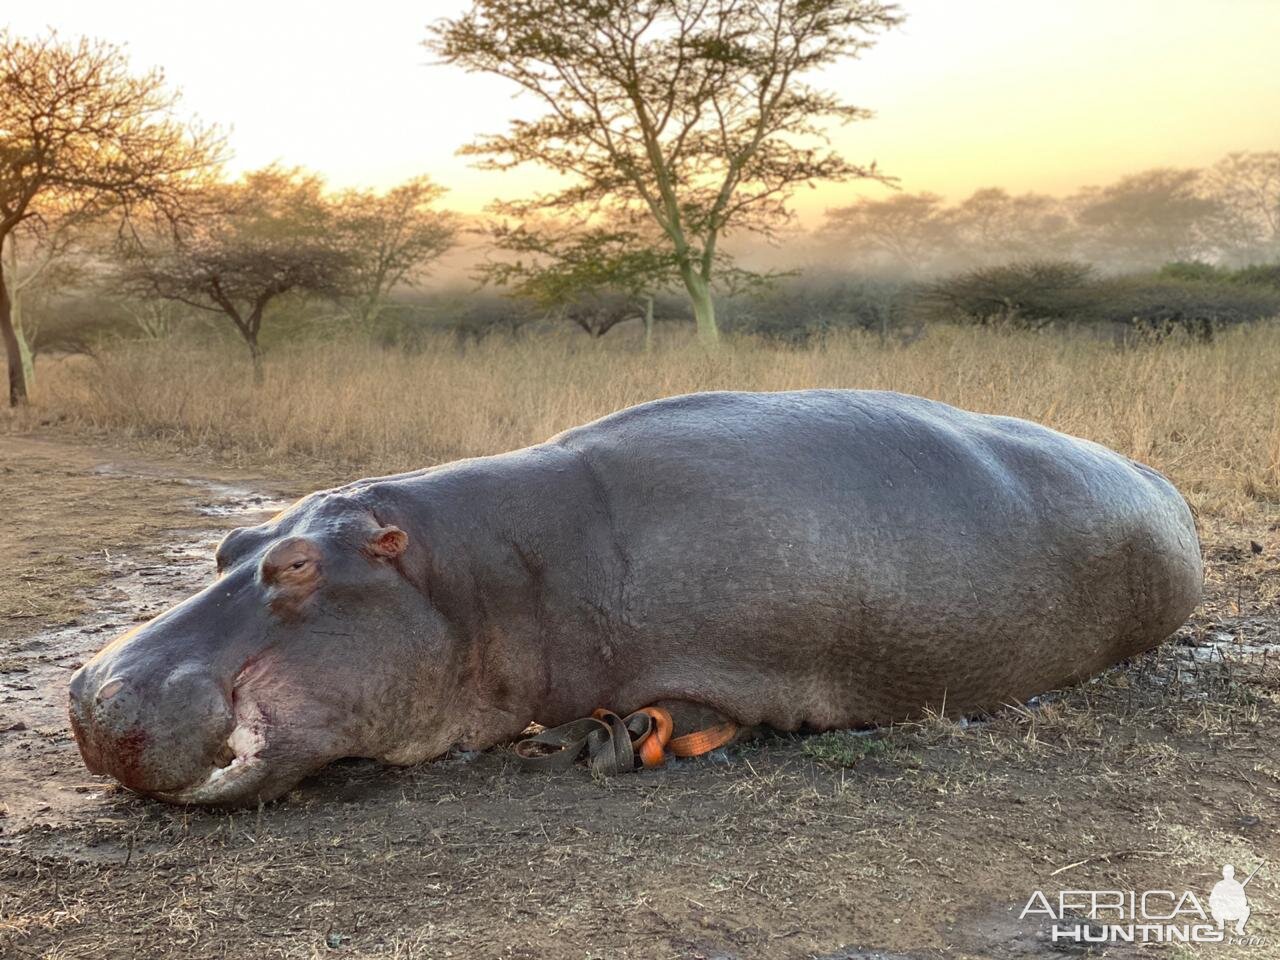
(97, 678, 126, 702)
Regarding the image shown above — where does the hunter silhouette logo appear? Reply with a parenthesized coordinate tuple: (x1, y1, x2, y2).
(1210, 863, 1258, 935)
(1020, 860, 1267, 945)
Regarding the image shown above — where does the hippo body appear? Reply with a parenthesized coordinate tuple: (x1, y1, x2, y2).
(70, 390, 1203, 805)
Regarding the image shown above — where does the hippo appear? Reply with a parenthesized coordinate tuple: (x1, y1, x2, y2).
(68, 390, 1203, 806)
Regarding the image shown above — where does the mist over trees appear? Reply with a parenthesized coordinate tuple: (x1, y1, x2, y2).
(820, 157, 1280, 276)
(1207, 151, 1280, 265)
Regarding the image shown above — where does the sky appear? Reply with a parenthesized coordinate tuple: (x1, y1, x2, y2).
(6, 0, 1279, 224)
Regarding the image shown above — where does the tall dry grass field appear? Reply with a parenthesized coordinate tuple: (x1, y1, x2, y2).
(21, 325, 1280, 521)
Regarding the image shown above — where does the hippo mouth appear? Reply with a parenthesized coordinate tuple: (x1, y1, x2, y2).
(151, 667, 280, 805)
(156, 714, 270, 804)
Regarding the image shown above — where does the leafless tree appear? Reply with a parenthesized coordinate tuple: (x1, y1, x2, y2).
(3, 206, 93, 387)
(1204, 151, 1280, 265)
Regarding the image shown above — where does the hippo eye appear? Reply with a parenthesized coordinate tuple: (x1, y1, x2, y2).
(261, 536, 323, 587)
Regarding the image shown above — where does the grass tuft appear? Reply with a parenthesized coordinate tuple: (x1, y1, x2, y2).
(800, 730, 897, 767)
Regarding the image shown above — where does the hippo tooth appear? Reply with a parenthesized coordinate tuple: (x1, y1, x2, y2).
(227, 722, 264, 760)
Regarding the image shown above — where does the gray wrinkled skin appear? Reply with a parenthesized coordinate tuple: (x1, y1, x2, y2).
(69, 390, 1203, 806)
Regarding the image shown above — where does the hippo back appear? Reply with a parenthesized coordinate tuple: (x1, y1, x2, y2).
(550, 390, 1202, 728)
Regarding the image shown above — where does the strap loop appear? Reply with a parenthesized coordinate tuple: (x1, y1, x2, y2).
(635, 706, 674, 768)
(514, 704, 737, 775)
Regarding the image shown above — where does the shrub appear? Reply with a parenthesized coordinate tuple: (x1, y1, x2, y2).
(29, 291, 139, 355)
(1159, 260, 1225, 283)
(925, 260, 1280, 335)
(724, 272, 918, 343)
(919, 260, 1095, 329)
(367, 289, 544, 348)
(1084, 275, 1280, 337)
(1230, 262, 1280, 291)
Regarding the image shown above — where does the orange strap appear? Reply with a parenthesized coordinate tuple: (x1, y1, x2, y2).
(619, 705, 738, 766)
(519, 705, 738, 776)
(635, 707, 674, 767)
(670, 721, 739, 757)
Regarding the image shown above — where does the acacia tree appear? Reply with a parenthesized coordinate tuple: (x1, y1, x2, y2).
(432, 0, 902, 346)
(0, 31, 219, 405)
(1072, 168, 1221, 270)
(123, 168, 351, 382)
(334, 176, 457, 324)
(1205, 151, 1280, 265)
(821, 192, 954, 274)
(481, 219, 681, 342)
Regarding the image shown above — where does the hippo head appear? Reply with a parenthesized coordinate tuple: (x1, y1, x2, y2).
(69, 491, 456, 806)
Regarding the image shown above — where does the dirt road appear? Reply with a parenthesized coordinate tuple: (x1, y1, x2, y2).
(1, 432, 1277, 959)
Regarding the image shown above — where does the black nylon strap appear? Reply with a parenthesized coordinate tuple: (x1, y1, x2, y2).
(514, 710, 656, 776)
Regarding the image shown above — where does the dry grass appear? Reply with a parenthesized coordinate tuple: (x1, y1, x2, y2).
(15, 323, 1280, 520)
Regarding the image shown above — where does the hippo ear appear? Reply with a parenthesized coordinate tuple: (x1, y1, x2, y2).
(367, 525, 408, 559)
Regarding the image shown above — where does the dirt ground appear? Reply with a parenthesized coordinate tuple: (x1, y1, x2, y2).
(1, 431, 1278, 959)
